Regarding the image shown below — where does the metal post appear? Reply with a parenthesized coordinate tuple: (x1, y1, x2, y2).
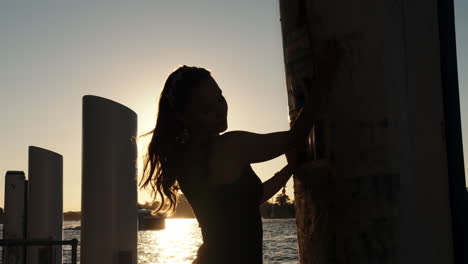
(48, 237, 53, 263)
(23, 180, 28, 264)
(0, 239, 79, 264)
(71, 239, 78, 264)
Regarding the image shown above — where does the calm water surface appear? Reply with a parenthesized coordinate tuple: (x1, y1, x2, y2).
(2, 219, 299, 264)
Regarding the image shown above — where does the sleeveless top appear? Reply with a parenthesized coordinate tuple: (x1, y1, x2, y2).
(178, 138, 264, 264)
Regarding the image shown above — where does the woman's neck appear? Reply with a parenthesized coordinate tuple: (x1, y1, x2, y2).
(189, 131, 218, 147)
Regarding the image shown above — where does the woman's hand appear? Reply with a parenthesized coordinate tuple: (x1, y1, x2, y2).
(289, 38, 343, 148)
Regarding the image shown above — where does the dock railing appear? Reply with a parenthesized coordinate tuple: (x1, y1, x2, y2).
(0, 238, 78, 264)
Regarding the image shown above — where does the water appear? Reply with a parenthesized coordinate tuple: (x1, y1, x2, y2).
(2, 219, 299, 264)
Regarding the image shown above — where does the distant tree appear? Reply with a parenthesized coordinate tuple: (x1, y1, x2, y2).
(260, 189, 296, 219)
(275, 187, 292, 206)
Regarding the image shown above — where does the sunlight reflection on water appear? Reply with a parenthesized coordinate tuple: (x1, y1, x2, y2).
(57, 218, 298, 263)
(138, 219, 203, 264)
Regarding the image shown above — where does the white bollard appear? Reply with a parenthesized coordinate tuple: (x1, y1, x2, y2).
(26, 146, 63, 264)
(3, 171, 27, 264)
(81, 95, 138, 264)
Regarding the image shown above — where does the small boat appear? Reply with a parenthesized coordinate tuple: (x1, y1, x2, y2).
(137, 208, 166, 230)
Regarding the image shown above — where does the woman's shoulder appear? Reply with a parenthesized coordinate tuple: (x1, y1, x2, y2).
(211, 131, 248, 161)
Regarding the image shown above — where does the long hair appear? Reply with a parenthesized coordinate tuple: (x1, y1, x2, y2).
(139, 65, 212, 215)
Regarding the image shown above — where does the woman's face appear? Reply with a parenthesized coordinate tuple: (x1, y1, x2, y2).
(180, 76, 228, 136)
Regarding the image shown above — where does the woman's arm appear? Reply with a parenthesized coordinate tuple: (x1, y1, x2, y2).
(220, 39, 341, 166)
(217, 97, 323, 166)
(259, 164, 294, 206)
(260, 145, 299, 205)
(219, 130, 294, 165)
(259, 147, 301, 205)
(219, 88, 327, 166)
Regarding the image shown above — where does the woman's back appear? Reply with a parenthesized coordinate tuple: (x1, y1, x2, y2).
(176, 137, 264, 264)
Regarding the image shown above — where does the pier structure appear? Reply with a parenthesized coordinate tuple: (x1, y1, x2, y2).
(2, 171, 27, 263)
(26, 146, 63, 264)
(81, 95, 138, 264)
(279, 0, 467, 263)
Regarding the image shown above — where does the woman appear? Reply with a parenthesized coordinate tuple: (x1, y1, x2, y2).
(139, 55, 337, 263)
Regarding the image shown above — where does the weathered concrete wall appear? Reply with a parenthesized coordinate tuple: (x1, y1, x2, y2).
(279, 0, 455, 263)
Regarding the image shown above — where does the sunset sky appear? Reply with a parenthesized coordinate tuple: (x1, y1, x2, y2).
(1, 1, 468, 212)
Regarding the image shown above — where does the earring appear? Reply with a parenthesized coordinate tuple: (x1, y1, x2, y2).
(176, 127, 190, 144)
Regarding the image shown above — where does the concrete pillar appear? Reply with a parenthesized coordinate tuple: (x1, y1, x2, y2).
(81, 95, 138, 264)
(2, 171, 27, 264)
(27, 146, 63, 264)
(279, 0, 461, 263)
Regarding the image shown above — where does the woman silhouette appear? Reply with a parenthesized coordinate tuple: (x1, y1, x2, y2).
(139, 62, 333, 263)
